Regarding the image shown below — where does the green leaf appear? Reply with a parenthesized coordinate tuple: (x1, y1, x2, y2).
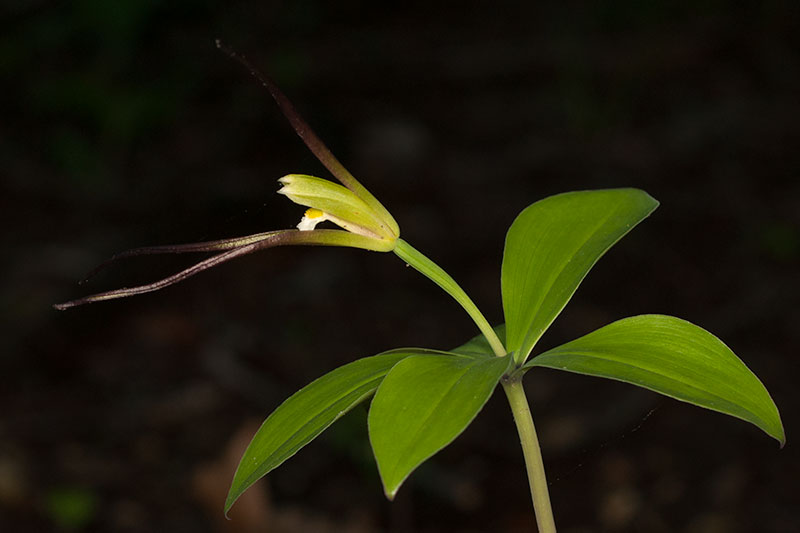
(369, 353, 511, 499)
(501, 189, 659, 364)
(451, 324, 506, 357)
(525, 315, 785, 446)
(225, 349, 422, 514)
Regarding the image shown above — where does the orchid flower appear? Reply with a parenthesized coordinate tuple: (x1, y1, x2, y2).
(52, 45, 786, 533)
(54, 43, 398, 310)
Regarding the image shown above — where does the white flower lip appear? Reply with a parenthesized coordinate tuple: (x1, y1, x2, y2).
(297, 208, 328, 231)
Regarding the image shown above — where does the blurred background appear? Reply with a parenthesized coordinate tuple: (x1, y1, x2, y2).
(3, 1, 798, 531)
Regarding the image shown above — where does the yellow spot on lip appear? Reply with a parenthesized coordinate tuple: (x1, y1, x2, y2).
(297, 208, 330, 231)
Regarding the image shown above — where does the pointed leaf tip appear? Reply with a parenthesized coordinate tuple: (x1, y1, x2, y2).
(526, 315, 785, 446)
(225, 350, 423, 514)
(369, 353, 510, 498)
(502, 188, 658, 364)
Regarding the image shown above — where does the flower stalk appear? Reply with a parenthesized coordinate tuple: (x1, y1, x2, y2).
(393, 239, 506, 358)
(55, 43, 558, 531)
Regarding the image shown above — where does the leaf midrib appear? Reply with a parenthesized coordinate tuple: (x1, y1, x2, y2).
(530, 350, 773, 425)
(518, 203, 620, 356)
(385, 359, 475, 481)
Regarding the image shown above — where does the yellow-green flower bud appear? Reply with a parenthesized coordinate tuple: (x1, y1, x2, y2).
(278, 174, 399, 250)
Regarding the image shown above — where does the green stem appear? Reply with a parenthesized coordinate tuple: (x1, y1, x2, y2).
(393, 239, 506, 357)
(395, 239, 555, 529)
(503, 376, 557, 533)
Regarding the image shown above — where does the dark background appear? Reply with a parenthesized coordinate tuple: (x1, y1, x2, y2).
(3, 1, 798, 531)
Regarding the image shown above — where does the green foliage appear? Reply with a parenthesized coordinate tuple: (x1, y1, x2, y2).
(502, 189, 659, 364)
(51, 54, 783, 529)
(451, 324, 506, 357)
(225, 349, 424, 514)
(222, 186, 784, 517)
(225, 187, 784, 515)
(525, 314, 785, 445)
(368, 353, 511, 498)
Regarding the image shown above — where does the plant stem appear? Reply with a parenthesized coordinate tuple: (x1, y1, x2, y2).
(393, 239, 506, 357)
(503, 376, 557, 533)
(395, 239, 555, 529)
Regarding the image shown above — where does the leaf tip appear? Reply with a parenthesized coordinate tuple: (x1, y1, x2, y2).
(223, 490, 240, 519)
(767, 408, 785, 448)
